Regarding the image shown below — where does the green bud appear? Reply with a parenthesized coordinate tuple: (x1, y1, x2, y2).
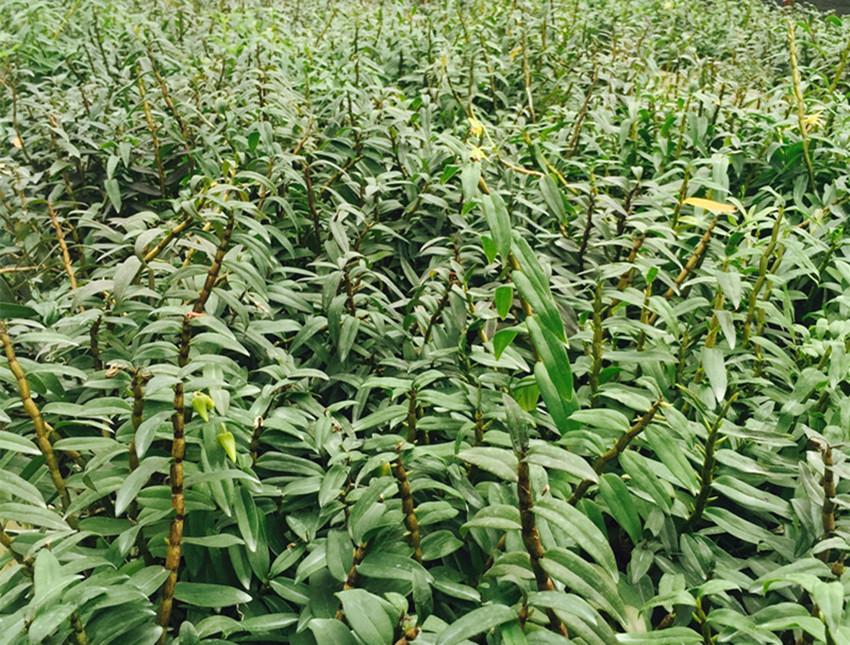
(192, 392, 215, 422)
(217, 424, 237, 463)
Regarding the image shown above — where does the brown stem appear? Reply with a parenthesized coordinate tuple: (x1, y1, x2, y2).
(144, 215, 193, 263)
(47, 203, 78, 291)
(517, 453, 567, 636)
(303, 162, 322, 246)
(250, 417, 264, 465)
(71, 612, 88, 644)
(567, 65, 598, 157)
(671, 168, 691, 229)
(406, 390, 418, 444)
(422, 273, 456, 344)
(577, 185, 596, 271)
(662, 217, 718, 300)
(821, 444, 836, 546)
(343, 543, 367, 591)
(589, 282, 604, 403)
(137, 70, 166, 198)
(157, 209, 235, 641)
(615, 234, 646, 291)
(89, 315, 102, 369)
(788, 23, 816, 188)
(0, 322, 70, 510)
(342, 259, 357, 315)
(129, 369, 150, 472)
(685, 394, 738, 530)
(828, 38, 850, 94)
(743, 209, 783, 344)
(393, 451, 423, 562)
(569, 398, 663, 505)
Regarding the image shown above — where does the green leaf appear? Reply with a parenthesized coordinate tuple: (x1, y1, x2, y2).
(457, 447, 518, 481)
(527, 316, 574, 406)
(0, 503, 70, 531)
(0, 431, 41, 455)
(533, 496, 617, 575)
(616, 628, 704, 644)
(421, 530, 464, 560)
(0, 470, 45, 507)
(568, 409, 630, 432)
(702, 347, 727, 404)
(481, 193, 511, 261)
(811, 581, 842, 637)
(598, 474, 642, 545)
(493, 327, 520, 359)
(463, 504, 522, 530)
(233, 484, 260, 552)
(0, 303, 40, 320)
(112, 255, 142, 302)
(28, 603, 77, 643)
(495, 285, 514, 319)
(308, 619, 357, 645)
(105, 177, 122, 212)
(534, 361, 574, 433)
(435, 604, 517, 645)
(336, 589, 394, 644)
(338, 315, 359, 362)
(526, 442, 597, 481)
(115, 456, 169, 516)
(174, 583, 252, 608)
(241, 613, 298, 633)
(183, 534, 245, 548)
(619, 452, 672, 512)
(542, 548, 626, 626)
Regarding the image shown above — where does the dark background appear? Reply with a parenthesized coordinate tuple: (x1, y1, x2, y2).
(797, 0, 848, 13)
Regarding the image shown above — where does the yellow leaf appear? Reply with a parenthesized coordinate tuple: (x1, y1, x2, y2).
(468, 116, 484, 137)
(11, 136, 22, 150)
(682, 197, 736, 215)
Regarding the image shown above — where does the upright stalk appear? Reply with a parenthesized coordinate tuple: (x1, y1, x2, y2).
(393, 449, 423, 562)
(47, 203, 78, 291)
(0, 322, 70, 510)
(787, 23, 816, 188)
(157, 209, 235, 641)
(743, 209, 783, 344)
(686, 394, 738, 530)
(517, 449, 567, 637)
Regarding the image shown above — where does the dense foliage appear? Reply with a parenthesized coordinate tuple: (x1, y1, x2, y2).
(1, 0, 850, 643)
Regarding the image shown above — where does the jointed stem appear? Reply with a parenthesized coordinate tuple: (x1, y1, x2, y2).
(157, 208, 235, 641)
(0, 321, 70, 510)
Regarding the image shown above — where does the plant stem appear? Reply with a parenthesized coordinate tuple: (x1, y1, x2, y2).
(47, 203, 78, 291)
(517, 450, 568, 637)
(129, 368, 149, 472)
(589, 282, 604, 403)
(343, 542, 367, 591)
(144, 214, 193, 263)
(393, 450, 423, 562)
(820, 443, 836, 552)
(662, 217, 718, 300)
(158, 208, 235, 641)
(788, 22, 816, 188)
(0, 322, 70, 510)
(570, 398, 663, 505)
(743, 208, 783, 344)
(686, 394, 738, 530)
